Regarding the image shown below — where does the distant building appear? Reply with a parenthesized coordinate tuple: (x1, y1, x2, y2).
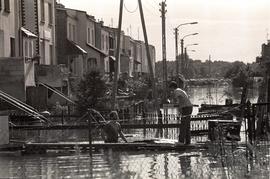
(256, 40, 270, 103)
(138, 40, 156, 78)
(56, 7, 107, 78)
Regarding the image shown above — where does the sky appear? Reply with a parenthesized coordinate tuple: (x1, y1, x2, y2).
(60, 0, 270, 63)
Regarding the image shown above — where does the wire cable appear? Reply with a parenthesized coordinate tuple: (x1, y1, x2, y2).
(124, 1, 139, 13)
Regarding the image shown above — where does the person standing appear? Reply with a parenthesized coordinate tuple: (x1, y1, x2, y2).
(169, 81, 193, 144)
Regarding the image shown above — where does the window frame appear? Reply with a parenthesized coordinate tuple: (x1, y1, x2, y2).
(10, 37, 15, 57)
(48, 3, 53, 25)
(40, 0, 45, 22)
(4, 0, 10, 13)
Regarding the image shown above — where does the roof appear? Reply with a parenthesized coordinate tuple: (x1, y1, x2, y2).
(134, 59, 141, 64)
(86, 43, 107, 57)
(109, 56, 116, 61)
(21, 27, 37, 38)
(66, 39, 87, 55)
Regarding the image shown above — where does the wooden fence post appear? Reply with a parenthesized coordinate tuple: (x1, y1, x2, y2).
(88, 111, 92, 157)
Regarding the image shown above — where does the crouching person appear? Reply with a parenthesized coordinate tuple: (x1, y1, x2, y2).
(89, 109, 128, 143)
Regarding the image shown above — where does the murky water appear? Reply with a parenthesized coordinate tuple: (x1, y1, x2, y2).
(0, 85, 262, 179)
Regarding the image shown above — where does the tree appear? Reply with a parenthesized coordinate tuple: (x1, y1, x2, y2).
(76, 71, 108, 113)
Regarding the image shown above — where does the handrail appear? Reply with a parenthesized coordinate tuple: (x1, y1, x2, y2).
(38, 82, 76, 105)
(0, 89, 52, 125)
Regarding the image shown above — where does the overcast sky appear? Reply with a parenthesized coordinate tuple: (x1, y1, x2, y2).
(61, 0, 270, 63)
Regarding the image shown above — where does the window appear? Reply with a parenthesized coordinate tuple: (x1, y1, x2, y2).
(24, 40, 28, 57)
(41, 40, 45, 64)
(87, 28, 90, 44)
(87, 58, 97, 70)
(106, 60, 109, 73)
(101, 34, 104, 50)
(40, 0, 45, 22)
(91, 29, 94, 45)
(109, 36, 114, 49)
(10, 38, 15, 57)
(0, 30, 4, 56)
(4, 0, 10, 13)
(48, 3, 53, 24)
(72, 25, 76, 42)
(68, 23, 72, 40)
(29, 41, 32, 58)
(49, 45, 53, 65)
(106, 36, 109, 51)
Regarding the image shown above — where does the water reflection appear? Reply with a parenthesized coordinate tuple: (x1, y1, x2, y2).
(188, 85, 258, 105)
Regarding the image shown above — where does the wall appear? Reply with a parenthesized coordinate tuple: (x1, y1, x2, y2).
(0, 0, 16, 57)
(0, 116, 9, 145)
(0, 58, 26, 101)
(55, 8, 67, 65)
(22, 0, 38, 56)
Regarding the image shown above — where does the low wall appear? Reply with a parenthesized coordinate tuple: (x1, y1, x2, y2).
(0, 58, 26, 101)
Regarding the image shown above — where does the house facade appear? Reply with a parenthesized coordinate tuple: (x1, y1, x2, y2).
(100, 26, 110, 74)
(56, 6, 108, 100)
(0, 0, 37, 101)
(38, 0, 56, 65)
(0, 0, 18, 57)
(257, 40, 270, 104)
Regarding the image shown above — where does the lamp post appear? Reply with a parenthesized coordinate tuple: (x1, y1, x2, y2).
(180, 33, 198, 74)
(174, 22, 198, 76)
(184, 43, 198, 70)
(185, 43, 198, 60)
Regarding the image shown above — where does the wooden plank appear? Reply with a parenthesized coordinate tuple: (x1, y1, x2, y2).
(11, 123, 183, 130)
(24, 141, 205, 152)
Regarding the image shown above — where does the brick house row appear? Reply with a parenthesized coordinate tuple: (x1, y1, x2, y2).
(0, 1, 156, 110)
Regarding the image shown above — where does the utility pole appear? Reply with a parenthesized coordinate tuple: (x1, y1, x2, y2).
(111, 0, 124, 110)
(180, 39, 184, 74)
(175, 28, 179, 76)
(138, 0, 158, 109)
(208, 54, 211, 78)
(160, 0, 167, 99)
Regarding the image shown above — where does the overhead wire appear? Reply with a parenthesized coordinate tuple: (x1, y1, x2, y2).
(123, 1, 139, 14)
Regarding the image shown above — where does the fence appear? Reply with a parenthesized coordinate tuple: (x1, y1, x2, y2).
(5, 103, 270, 179)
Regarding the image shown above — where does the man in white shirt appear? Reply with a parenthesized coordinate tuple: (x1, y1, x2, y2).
(169, 81, 193, 144)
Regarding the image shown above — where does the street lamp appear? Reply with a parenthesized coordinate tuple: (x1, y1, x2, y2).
(185, 43, 198, 57)
(184, 43, 198, 70)
(180, 33, 198, 73)
(174, 22, 198, 76)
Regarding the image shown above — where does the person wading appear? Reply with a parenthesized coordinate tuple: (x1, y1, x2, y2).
(169, 81, 193, 144)
(89, 109, 128, 143)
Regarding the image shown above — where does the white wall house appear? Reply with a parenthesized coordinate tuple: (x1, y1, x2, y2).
(0, 0, 17, 57)
(38, 0, 56, 65)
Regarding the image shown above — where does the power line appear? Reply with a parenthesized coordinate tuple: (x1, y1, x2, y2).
(123, 1, 139, 13)
(137, 0, 159, 16)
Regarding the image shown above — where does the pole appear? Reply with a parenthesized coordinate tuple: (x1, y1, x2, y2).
(175, 28, 179, 76)
(111, 0, 124, 110)
(184, 47, 187, 71)
(160, 1, 167, 100)
(180, 39, 184, 74)
(88, 112, 92, 157)
(138, 0, 158, 110)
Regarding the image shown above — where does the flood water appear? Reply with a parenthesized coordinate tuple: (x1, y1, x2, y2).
(0, 85, 262, 179)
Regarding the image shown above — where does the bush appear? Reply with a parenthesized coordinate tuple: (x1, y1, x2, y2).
(76, 71, 108, 113)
